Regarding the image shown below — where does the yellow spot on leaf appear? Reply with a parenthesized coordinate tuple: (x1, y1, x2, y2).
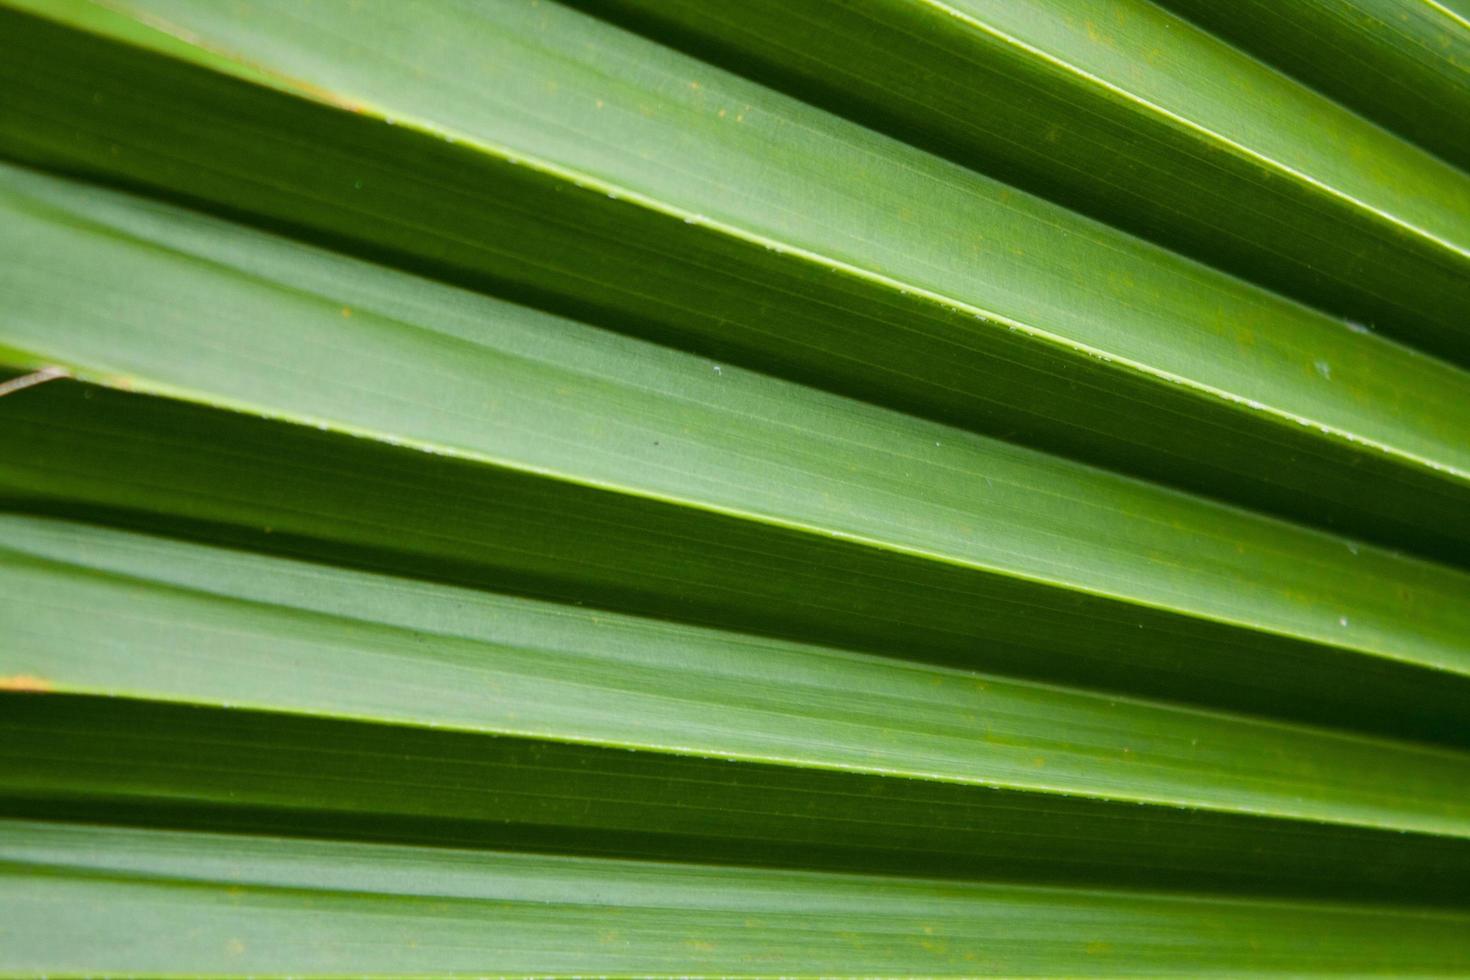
(0, 675, 52, 692)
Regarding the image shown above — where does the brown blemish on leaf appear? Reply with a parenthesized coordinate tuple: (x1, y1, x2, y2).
(0, 675, 53, 693)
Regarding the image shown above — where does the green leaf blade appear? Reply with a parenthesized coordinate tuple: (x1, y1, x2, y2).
(5, 2, 1470, 563)
(6, 819, 1470, 976)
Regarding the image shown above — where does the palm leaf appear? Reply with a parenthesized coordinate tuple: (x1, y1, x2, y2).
(3, 0, 1470, 975)
(6, 1, 1470, 561)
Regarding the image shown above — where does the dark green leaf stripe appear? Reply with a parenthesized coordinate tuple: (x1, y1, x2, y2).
(5, 2, 1470, 564)
(10, 693, 1470, 905)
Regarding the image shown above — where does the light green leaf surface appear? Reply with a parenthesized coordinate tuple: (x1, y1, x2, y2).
(6, 819, 1470, 977)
